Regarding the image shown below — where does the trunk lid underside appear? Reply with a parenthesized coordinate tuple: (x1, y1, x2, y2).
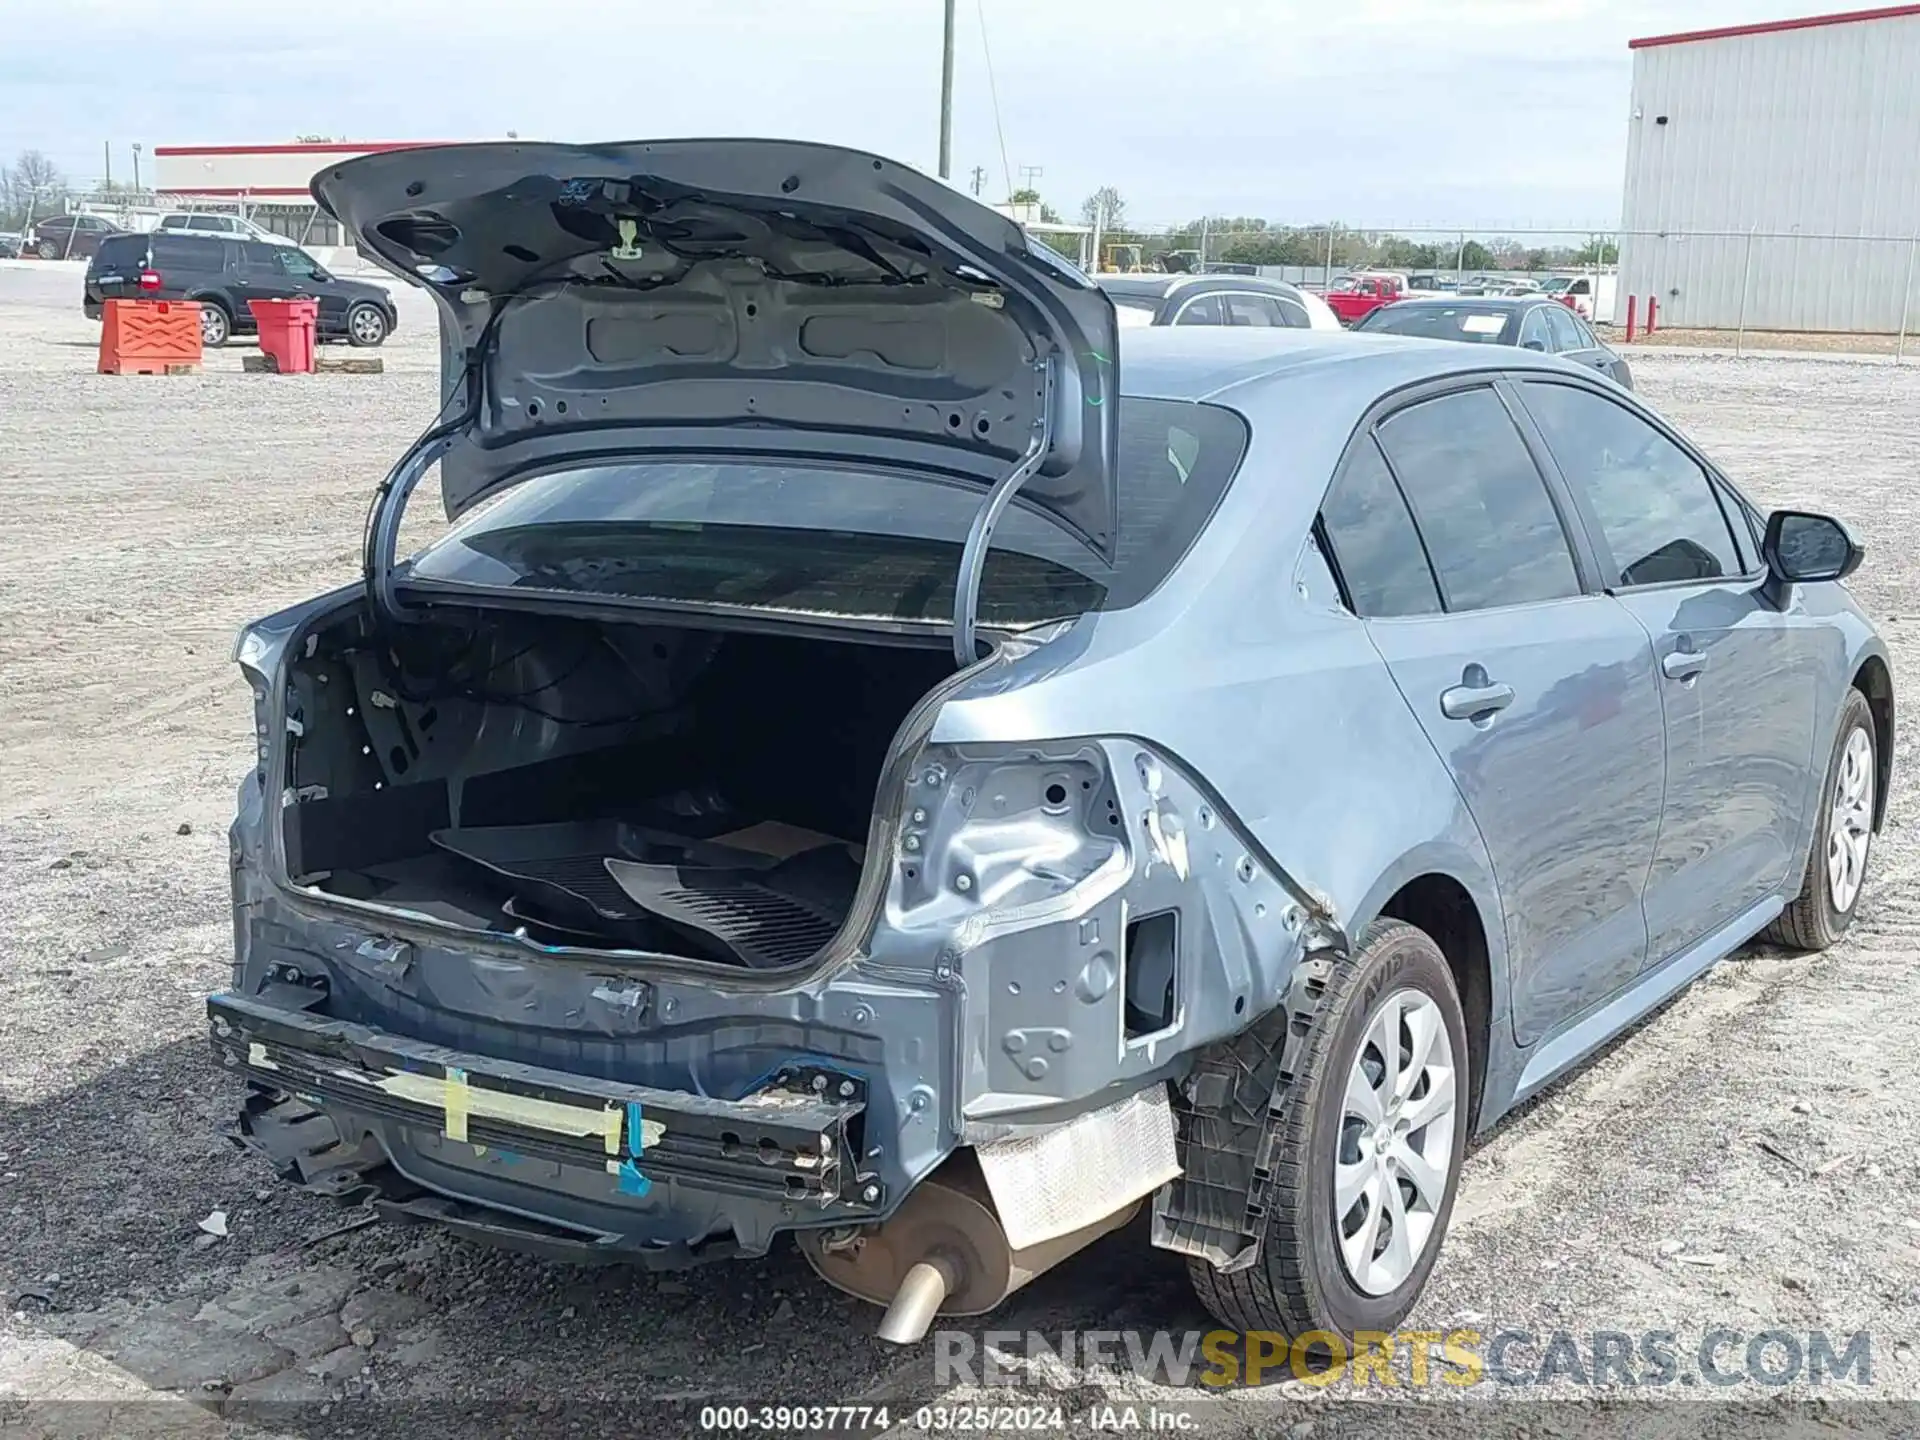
(314, 138, 1122, 560)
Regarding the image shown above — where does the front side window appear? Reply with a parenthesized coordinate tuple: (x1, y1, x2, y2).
(273, 248, 322, 279)
(1320, 438, 1441, 618)
(1375, 387, 1581, 611)
(1519, 382, 1742, 587)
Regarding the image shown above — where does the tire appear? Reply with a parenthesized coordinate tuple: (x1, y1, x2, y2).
(1763, 688, 1876, 951)
(1187, 918, 1469, 1342)
(199, 300, 232, 348)
(37, 241, 58, 260)
(345, 303, 388, 348)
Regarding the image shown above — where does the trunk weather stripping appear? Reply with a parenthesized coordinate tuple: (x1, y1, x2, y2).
(952, 356, 1057, 669)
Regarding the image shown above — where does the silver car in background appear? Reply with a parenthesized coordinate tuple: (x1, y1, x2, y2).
(213, 140, 1891, 1348)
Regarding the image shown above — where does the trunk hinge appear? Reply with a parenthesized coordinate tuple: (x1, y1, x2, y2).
(951, 356, 1058, 670)
(364, 430, 459, 623)
(364, 301, 510, 625)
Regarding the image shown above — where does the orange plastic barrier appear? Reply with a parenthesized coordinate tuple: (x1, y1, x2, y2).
(98, 300, 203, 375)
(248, 299, 318, 374)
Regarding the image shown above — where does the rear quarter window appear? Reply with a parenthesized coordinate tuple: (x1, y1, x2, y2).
(92, 235, 150, 268)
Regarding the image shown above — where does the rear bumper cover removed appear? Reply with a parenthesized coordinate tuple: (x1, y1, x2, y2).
(210, 991, 878, 1262)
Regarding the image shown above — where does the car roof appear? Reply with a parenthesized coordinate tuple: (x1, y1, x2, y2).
(1096, 273, 1303, 298)
(1118, 324, 1573, 404)
(1375, 295, 1544, 311)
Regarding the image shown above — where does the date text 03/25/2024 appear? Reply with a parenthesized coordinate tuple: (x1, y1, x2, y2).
(697, 1404, 1198, 1431)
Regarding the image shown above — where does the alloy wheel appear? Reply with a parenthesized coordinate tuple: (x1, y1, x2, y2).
(348, 306, 384, 345)
(1334, 988, 1458, 1296)
(1827, 726, 1874, 913)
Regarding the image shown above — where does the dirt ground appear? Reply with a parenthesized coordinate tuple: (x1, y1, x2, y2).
(1622, 325, 1920, 360)
(3, 261, 1919, 1438)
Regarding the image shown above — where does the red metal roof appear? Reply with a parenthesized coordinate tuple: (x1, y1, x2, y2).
(1630, 4, 1920, 48)
(151, 141, 460, 157)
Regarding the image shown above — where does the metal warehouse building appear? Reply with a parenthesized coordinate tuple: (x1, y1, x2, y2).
(1617, 4, 1920, 334)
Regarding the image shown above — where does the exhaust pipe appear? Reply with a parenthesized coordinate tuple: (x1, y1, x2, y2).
(800, 1161, 1139, 1345)
(876, 1257, 957, 1344)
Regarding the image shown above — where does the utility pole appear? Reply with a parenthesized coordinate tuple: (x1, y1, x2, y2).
(132, 143, 142, 192)
(1018, 164, 1043, 194)
(969, 165, 987, 196)
(937, 0, 956, 180)
(103, 141, 112, 190)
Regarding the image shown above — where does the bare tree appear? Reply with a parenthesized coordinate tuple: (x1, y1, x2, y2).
(1, 150, 68, 231)
(1079, 186, 1127, 233)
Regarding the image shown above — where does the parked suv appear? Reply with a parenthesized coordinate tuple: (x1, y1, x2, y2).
(84, 233, 397, 347)
(156, 212, 297, 246)
(30, 213, 122, 260)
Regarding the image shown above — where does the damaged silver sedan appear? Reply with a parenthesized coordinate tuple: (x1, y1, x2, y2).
(216, 139, 1892, 1345)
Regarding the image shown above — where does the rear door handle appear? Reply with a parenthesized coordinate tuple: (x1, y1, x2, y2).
(1440, 680, 1515, 721)
(1661, 648, 1708, 681)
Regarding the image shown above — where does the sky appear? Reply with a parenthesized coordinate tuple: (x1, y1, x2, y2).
(0, 0, 1854, 231)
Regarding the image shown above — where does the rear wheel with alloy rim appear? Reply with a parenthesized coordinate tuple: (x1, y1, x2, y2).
(1764, 688, 1876, 951)
(345, 303, 388, 347)
(1187, 917, 1469, 1341)
(199, 301, 232, 348)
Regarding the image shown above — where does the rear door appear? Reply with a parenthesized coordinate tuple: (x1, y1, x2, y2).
(1513, 378, 1820, 966)
(1321, 381, 1667, 1046)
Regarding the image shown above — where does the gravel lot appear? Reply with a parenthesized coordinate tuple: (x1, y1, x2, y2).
(3, 260, 1918, 1437)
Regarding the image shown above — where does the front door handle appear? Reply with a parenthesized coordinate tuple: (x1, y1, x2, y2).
(1440, 678, 1515, 721)
(1661, 647, 1708, 681)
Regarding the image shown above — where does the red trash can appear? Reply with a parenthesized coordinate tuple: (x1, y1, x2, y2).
(248, 298, 318, 373)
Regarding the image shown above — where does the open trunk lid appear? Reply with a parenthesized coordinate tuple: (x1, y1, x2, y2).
(313, 139, 1121, 561)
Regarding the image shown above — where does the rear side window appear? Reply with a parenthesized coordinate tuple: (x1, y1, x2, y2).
(1173, 294, 1225, 326)
(1519, 382, 1743, 586)
(1276, 296, 1311, 328)
(408, 398, 1251, 624)
(152, 235, 223, 270)
(1375, 388, 1581, 611)
(1545, 306, 1584, 352)
(1320, 439, 1441, 617)
(1225, 294, 1285, 327)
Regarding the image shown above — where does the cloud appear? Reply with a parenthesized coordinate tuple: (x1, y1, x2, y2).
(0, 0, 1835, 228)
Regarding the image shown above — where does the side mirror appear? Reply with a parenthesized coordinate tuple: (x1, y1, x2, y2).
(1522, 338, 1546, 351)
(1762, 510, 1863, 595)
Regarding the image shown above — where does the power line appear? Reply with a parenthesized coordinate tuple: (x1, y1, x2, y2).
(975, 0, 1014, 203)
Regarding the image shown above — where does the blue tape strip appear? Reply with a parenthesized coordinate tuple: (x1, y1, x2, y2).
(615, 1159, 652, 1196)
(626, 1101, 646, 1156)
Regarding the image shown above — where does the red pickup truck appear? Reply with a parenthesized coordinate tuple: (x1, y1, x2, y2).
(1322, 272, 1411, 326)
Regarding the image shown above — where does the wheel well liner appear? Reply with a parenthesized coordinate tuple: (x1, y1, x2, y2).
(1379, 872, 1490, 1130)
(1852, 656, 1893, 832)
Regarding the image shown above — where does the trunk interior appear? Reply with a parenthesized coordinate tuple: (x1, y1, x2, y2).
(279, 603, 952, 967)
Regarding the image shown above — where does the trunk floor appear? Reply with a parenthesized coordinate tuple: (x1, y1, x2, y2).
(429, 821, 859, 968)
